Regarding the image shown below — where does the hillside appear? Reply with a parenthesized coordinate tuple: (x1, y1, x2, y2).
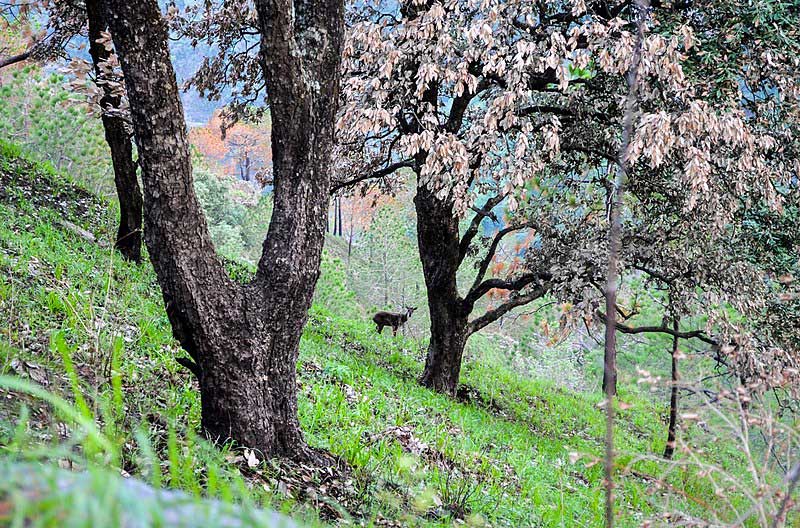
(0, 144, 787, 526)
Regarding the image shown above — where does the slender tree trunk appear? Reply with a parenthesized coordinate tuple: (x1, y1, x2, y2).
(347, 200, 354, 255)
(85, 0, 143, 263)
(603, 180, 622, 398)
(664, 317, 680, 459)
(347, 218, 354, 260)
(415, 185, 470, 396)
(105, 0, 343, 461)
(332, 197, 341, 236)
(602, 4, 646, 525)
(602, 164, 623, 528)
(337, 196, 343, 236)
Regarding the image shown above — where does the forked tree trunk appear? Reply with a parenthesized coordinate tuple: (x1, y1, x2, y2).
(105, 0, 342, 461)
(415, 185, 470, 396)
(85, 0, 143, 263)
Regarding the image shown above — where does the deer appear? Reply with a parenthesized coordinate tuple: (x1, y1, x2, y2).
(372, 306, 417, 336)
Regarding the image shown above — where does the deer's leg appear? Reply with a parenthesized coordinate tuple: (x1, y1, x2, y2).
(393, 326, 398, 336)
(377, 324, 383, 334)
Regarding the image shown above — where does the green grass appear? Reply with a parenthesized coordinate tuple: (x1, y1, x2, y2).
(0, 144, 785, 527)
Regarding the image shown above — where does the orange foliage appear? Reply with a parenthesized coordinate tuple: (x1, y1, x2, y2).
(490, 260, 506, 276)
(337, 188, 401, 237)
(189, 111, 272, 184)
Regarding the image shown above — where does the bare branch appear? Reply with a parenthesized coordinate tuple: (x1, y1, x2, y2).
(331, 159, 414, 194)
(458, 193, 506, 264)
(464, 271, 548, 307)
(467, 285, 548, 335)
(0, 49, 31, 69)
(561, 142, 619, 165)
(466, 221, 535, 300)
(595, 310, 718, 346)
(771, 463, 800, 528)
(631, 263, 677, 284)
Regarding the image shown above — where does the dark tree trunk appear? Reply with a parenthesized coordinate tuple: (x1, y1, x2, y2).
(664, 318, 680, 459)
(194, 290, 310, 454)
(415, 185, 469, 396)
(420, 291, 468, 395)
(85, 0, 143, 263)
(413, 183, 549, 395)
(347, 219, 353, 259)
(602, 320, 619, 395)
(104, 0, 343, 461)
(337, 196, 343, 236)
(332, 196, 342, 236)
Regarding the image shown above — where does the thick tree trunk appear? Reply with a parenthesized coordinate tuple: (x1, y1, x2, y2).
(415, 185, 469, 396)
(420, 291, 468, 395)
(105, 0, 342, 461)
(85, 0, 143, 263)
(664, 318, 680, 459)
(193, 289, 309, 455)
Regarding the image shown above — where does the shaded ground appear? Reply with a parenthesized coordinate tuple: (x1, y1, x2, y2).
(0, 145, 107, 231)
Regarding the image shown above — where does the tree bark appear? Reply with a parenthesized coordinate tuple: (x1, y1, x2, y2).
(104, 0, 342, 461)
(419, 290, 468, 395)
(85, 0, 143, 263)
(664, 317, 680, 459)
(414, 184, 549, 395)
(415, 185, 469, 396)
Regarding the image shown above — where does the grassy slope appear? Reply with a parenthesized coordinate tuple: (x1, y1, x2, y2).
(0, 143, 756, 527)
